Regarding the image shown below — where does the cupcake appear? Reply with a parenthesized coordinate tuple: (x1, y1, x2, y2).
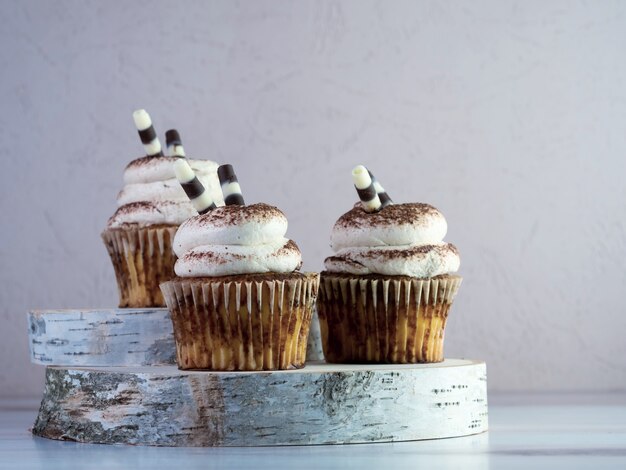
(317, 166, 462, 363)
(160, 164, 319, 371)
(102, 110, 222, 308)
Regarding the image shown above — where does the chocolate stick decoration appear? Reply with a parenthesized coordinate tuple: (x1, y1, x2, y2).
(217, 164, 245, 206)
(352, 165, 382, 212)
(367, 170, 393, 208)
(165, 129, 186, 158)
(174, 159, 216, 214)
(132, 109, 163, 158)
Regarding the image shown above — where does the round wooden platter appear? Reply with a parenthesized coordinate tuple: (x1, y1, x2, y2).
(32, 359, 488, 447)
(27, 308, 325, 366)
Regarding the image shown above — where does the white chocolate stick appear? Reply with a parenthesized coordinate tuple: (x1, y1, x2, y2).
(352, 165, 381, 212)
(133, 109, 163, 158)
(174, 159, 216, 214)
(217, 164, 245, 206)
(165, 129, 186, 158)
(368, 170, 393, 208)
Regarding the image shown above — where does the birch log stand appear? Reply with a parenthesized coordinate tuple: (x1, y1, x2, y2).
(32, 361, 487, 446)
(28, 309, 488, 447)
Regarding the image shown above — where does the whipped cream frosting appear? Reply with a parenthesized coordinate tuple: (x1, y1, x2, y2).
(325, 203, 460, 278)
(173, 203, 302, 277)
(107, 156, 223, 228)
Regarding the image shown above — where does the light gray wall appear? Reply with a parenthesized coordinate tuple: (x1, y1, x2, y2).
(1, 0, 625, 398)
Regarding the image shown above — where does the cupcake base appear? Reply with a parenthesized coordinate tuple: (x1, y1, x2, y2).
(160, 272, 320, 371)
(317, 272, 462, 364)
(102, 225, 178, 308)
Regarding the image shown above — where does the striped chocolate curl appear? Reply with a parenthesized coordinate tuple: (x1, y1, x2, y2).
(132, 109, 163, 158)
(165, 129, 186, 158)
(173, 159, 216, 214)
(367, 170, 393, 208)
(217, 164, 245, 206)
(352, 165, 381, 212)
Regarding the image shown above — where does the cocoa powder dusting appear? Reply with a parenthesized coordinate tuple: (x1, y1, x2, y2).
(170, 272, 315, 283)
(328, 244, 457, 264)
(112, 201, 158, 215)
(277, 240, 301, 257)
(277, 240, 303, 270)
(194, 203, 285, 228)
(357, 244, 454, 261)
(336, 202, 441, 229)
(125, 155, 179, 170)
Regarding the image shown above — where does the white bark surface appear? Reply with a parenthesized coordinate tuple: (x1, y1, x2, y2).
(33, 360, 488, 447)
(28, 309, 176, 366)
(306, 309, 324, 362)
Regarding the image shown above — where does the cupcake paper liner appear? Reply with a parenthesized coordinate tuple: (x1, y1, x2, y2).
(102, 226, 178, 308)
(160, 273, 320, 371)
(317, 273, 462, 364)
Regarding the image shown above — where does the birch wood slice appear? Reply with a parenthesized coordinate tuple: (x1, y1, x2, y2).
(28, 308, 325, 367)
(32, 360, 488, 447)
(28, 309, 176, 366)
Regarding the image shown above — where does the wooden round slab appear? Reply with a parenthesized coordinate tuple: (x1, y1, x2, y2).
(32, 360, 488, 447)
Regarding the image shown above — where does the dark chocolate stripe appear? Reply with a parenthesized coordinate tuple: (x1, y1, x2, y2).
(198, 202, 217, 215)
(224, 193, 245, 206)
(218, 164, 245, 205)
(356, 184, 377, 201)
(138, 126, 157, 144)
(181, 177, 205, 199)
(368, 170, 393, 207)
(165, 129, 182, 147)
(379, 192, 393, 207)
(217, 164, 238, 184)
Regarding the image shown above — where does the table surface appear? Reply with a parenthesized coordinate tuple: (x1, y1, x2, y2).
(1, 393, 626, 470)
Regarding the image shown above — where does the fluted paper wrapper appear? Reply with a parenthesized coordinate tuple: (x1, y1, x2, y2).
(160, 273, 320, 371)
(102, 226, 178, 308)
(317, 273, 462, 364)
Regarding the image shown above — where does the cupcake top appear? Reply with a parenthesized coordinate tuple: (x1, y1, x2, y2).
(330, 202, 448, 250)
(324, 165, 460, 278)
(107, 111, 223, 229)
(107, 156, 223, 228)
(173, 203, 302, 277)
(325, 203, 460, 278)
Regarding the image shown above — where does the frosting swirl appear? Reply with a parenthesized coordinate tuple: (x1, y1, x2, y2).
(325, 203, 460, 277)
(173, 203, 302, 277)
(107, 156, 223, 228)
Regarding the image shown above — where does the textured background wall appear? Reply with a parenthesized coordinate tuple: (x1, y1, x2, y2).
(1, 0, 625, 398)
